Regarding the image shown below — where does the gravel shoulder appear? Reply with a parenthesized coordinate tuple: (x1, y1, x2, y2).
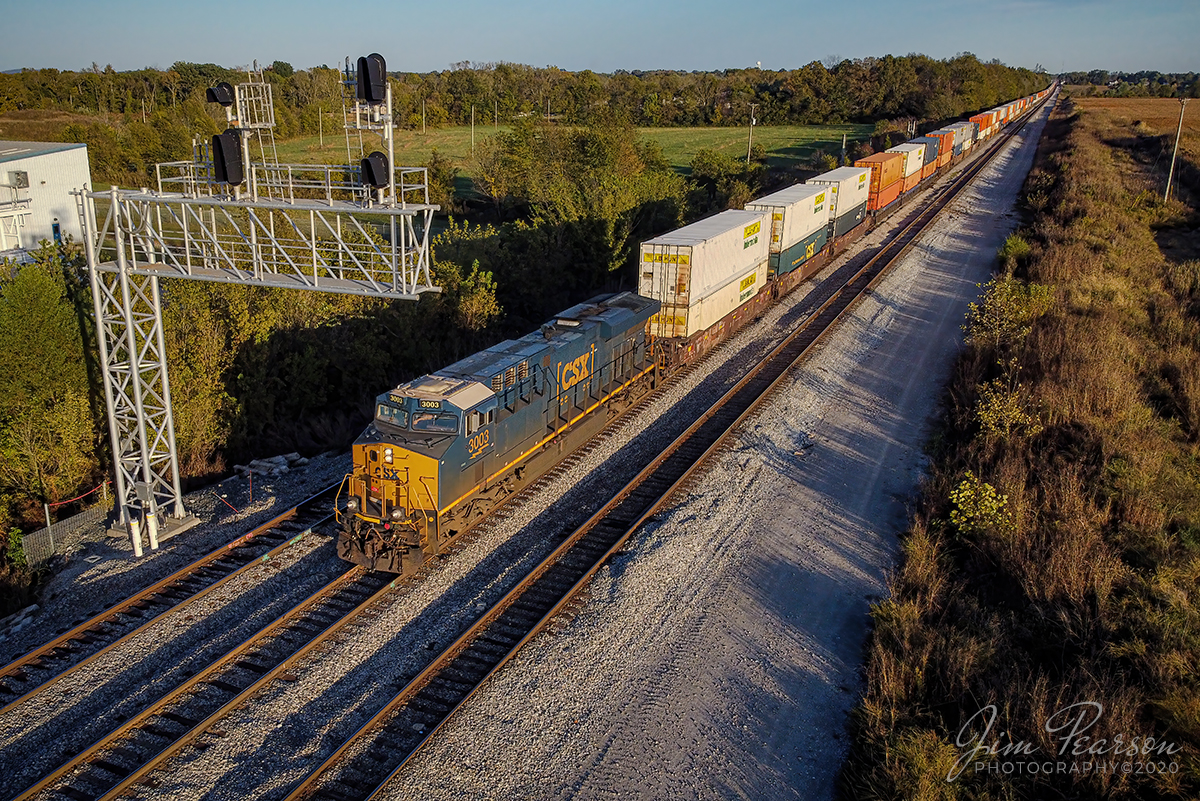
(390, 104, 1055, 801)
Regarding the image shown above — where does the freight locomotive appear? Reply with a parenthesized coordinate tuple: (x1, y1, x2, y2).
(338, 292, 658, 572)
(337, 83, 1056, 572)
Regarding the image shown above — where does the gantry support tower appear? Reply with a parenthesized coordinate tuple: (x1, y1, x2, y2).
(80, 56, 439, 556)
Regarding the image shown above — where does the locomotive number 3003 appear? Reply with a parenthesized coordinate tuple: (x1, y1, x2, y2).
(469, 429, 490, 457)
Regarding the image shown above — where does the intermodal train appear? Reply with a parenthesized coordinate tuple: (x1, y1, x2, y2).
(336, 83, 1056, 573)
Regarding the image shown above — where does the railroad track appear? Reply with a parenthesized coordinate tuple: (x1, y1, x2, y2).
(277, 96, 1054, 801)
(0, 484, 340, 717)
(3, 352, 698, 801)
(12, 562, 401, 801)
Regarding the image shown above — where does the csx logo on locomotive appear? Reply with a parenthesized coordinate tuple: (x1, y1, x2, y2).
(558, 347, 596, 393)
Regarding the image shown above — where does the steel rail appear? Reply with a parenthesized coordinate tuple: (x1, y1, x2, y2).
(14, 562, 403, 801)
(0, 482, 341, 717)
(280, 92, 1054, 801)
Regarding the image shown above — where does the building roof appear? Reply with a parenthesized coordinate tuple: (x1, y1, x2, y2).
(0, 140, 87, 163)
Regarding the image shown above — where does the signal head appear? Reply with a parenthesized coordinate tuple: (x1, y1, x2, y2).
(356, 53, 388, 104)
(360, 151, 390, 189)
(206, 82, 236, 107)
(212, 129, 244, 186)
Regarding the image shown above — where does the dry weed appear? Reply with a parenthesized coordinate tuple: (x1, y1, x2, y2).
(844, 100, 1200, 799)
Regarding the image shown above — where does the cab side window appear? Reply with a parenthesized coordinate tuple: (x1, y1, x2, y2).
(466, 408, 495, 435)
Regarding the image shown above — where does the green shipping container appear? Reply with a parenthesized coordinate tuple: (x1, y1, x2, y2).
(833, 200, 868, 238)
(773, 225, 829, 277)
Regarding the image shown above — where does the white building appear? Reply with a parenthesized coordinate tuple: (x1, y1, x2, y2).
(0, 140, 91, 260)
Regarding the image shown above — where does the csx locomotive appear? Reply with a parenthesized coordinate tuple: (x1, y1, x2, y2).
(338, 292, 659, 573)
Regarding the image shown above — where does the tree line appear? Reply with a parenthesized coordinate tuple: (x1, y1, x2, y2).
(0, 53, 1047, 188)
(1061, 69, 1199, 98)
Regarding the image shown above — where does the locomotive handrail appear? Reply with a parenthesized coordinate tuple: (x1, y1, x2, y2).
(332, 472, 351, 526)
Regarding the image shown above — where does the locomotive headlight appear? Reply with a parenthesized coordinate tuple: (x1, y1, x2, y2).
(345, 498, 359, 512)
(383, 448, 393, 464)
(390, 508, 403, 521)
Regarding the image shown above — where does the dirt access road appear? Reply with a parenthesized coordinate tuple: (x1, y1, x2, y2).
(392, 98, 1056, 801)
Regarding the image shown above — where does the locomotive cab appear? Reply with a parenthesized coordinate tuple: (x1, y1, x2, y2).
(338, 376, 492, 572)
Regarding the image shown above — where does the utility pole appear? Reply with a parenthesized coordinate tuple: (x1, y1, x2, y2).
(746, 103, 758, 163)
(1165, 97, 1190, 202)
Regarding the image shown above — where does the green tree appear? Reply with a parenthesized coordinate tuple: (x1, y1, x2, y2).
(0, 246, 96, 514)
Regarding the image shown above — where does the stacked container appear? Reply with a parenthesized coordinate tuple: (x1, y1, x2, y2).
(971, 111, 998, 140)
(946, 121, 975, 155)
(745, 184, 830, 279)
(888, 143, 925, 193)
(912, 136, 940, 180)
(639, 209, 770, 340)
(925, 130, 955, 167)
(805, 167, 871, 238)
(854, 152, 905, 211)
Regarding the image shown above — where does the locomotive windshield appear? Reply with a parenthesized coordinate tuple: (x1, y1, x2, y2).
(411, 411, 459, 433)
(376, 403, 408, 429)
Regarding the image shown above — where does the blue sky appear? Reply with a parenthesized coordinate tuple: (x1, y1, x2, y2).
(4, 0, 1196, 75)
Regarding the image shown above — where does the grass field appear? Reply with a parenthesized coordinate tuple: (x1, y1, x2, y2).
(1074, 96, 1199, 160)
(0, 108, 872, 190)
(0, 109, 98, 142)
(273, 123, 874, 177)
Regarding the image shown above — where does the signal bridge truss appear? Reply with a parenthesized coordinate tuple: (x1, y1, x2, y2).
(80, 60, 439, 555)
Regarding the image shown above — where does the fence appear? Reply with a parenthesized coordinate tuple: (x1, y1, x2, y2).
(19, 482, 115, 568)
(21, 503, 114, 567)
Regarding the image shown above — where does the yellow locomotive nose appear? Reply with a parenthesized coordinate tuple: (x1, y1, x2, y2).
(341, 442, 440, 573)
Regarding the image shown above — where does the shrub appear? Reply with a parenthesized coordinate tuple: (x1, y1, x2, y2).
(949, 470, 1013, 537)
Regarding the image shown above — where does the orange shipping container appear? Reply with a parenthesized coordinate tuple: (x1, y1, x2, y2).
(921, 161, 937, 181)
(854, 152, 904, 193)
(933, 130, 955, 167)
(902, 171, 921, 193)
(868, 180, 901, 211)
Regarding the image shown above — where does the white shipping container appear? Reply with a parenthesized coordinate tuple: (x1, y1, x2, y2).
(886, 143, 925, 178)
(745, 183, 829, 253)
(640, 210, 770, 339)
(657, 259, 768, 339)
(805, 167, 870, 221)
(947, 122, 975, 147)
